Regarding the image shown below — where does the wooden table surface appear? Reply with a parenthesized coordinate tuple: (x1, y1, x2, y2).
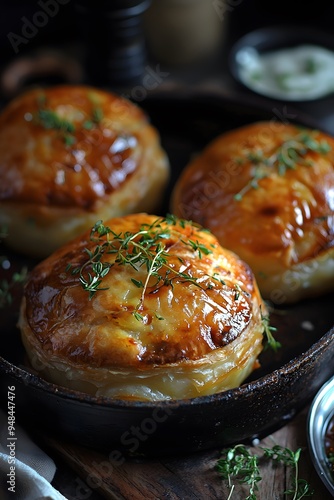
(46, 406, 332, 500)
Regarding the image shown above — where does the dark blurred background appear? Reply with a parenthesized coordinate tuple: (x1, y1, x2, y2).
(1, 0, 333, 97)
(1, 0, 333, 59)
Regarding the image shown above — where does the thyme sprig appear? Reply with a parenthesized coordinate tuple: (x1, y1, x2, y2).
(217, 443, 313, 500)
(33, 107, 76, 147)
(217, 444, 261, 500)
(261, 308, 281, 351)
(67, 216, 280, 351)
(27, 92, 104, 146)
(83, 106, 104, 130)
(235, 131, 331, 200)
(67, 216, 214, 320)
(261, 445, 313, 499)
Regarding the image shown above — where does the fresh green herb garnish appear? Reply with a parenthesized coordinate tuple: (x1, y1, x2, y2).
(83, 106, 104, 130)
(261, 445, 313, 499)
(217, 443, 313, 500)
(36, 108, 75, 134)
(261, 307, 281, 351)
(27, 92, 104, 146)
(234, 131, 331, 200)
(83, 92, 104, 129)
(181, 238, 213, 258)
(67, 216, 214, 319)
(34, 108, 76, 146)
(234, 164, 268, 201)
(234, 283, 242, 301)
(67, 216, 280, 352)
(92, 106, 103, 123)
(217, 444, 261, 500)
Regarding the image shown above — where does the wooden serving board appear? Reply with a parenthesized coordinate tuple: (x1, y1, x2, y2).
(42, 408, 330, 500)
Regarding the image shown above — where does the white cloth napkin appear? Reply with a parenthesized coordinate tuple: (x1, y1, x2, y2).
(0, 410, 67, 500)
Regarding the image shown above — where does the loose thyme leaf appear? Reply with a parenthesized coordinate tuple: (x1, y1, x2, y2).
(165, 213, 182, 226)
(92, 107, 103, 123)
(212, 273, 226, 286)
(261, 445, 314, 499)
(83, 120, 93, 130)
(131, 278, 143, 288)
(183, 238, 213, 258)
(234, 284, 241, 301)
(83, 107, 103, 129)
(133, 311, 144, 322)
(64, 134, 76, 147)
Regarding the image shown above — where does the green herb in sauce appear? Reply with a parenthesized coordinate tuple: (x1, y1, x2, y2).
(236, 44, 334, 101)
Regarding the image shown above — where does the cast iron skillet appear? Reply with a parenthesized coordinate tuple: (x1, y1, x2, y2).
(0, 90, 333, 457)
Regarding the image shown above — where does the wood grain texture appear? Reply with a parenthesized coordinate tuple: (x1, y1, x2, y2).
(43, 408, 332, 499)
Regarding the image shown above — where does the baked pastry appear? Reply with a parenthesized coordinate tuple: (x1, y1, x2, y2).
(171, 121, 334, 304)
(19, 213, 268, 401)
(0, 85, 169, 258)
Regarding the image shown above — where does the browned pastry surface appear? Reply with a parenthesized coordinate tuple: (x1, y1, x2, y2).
(0, 85, 169, 257)
(19, 213, 266, 400)
(171, 121, 334, 303)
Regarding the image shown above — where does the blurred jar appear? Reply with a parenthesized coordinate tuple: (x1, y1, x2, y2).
(74, 0, 152, 87)
(144, 0, 225, 66)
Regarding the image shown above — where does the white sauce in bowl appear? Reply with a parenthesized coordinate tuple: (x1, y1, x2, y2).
(236, 44, 334, 101)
